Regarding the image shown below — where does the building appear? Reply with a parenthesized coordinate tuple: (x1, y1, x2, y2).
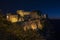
(6, 13, 24, 23)
(6, 10, 47, 23)
(16, 10, 24, 17)
(6, 10, 48, 31)
(29, 10, 41, 20)
(43, 14, 48, 19)
(16, 10, 30, 17)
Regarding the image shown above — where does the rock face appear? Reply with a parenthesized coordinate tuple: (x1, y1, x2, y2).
(23, 19, 43, 31)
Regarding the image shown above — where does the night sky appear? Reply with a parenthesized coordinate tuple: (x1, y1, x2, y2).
(0, 0, 60, 19)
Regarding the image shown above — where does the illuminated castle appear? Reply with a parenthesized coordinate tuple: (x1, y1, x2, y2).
(6, 10, 47, 23)
(6, 10, 48, 31)
(6, 10, 31, 23)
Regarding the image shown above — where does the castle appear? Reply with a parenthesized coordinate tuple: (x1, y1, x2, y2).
(6, 10, 47, 23)
(6, 10, 48, 31)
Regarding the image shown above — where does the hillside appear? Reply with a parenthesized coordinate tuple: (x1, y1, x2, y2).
(0, 11, 55, 40)
(0, 14, 55, 40)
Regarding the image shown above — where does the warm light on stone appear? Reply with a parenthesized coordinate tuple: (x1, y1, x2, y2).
(7, 15, 18, 23)
(31, 23, 37, 30)
(17, 10, 24, 17)
(6, 10, 47, 31)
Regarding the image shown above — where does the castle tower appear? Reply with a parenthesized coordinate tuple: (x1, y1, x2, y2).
(43, 14, 48, 19)
(17, 10, 24, 17)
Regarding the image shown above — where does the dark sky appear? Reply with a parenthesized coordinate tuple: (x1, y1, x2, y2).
(0, 0, 60, 19)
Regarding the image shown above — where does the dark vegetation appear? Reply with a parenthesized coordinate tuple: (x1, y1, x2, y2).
(49, 19, 60, 40)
